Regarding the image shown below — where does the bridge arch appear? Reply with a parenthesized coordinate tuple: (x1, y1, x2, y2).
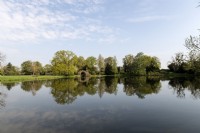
(78, 70, 90, 77)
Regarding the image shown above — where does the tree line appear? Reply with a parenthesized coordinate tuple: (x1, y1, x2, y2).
(0, 35, 199, 76)
(0, 50, 161, 76)
(168, 35, 200, 75)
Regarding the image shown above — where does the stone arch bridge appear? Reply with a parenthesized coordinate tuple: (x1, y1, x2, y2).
(78, 70, 90, 77)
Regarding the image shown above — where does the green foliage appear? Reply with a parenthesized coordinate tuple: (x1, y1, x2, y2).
(146, 57, 161, 72)
(3, 62, 20, 75)
(2, 50, 165, 76)
(97, 54, 105, 74)
(76, 56, 86, 70)
(32, 61, 43, 75)
(51, 50, 77, 75)
(21, 60, 43, 75)
(0, 69, 3, 75)
(44, 64, 52, 75)
(85, 56, 97, 75)
(104, 56, 118, 75)
(184, 36, 200, 74)
(21, 60, 33, 75)
(123, 54, 134, 73)
(168, 52, 186, 73)
(123, 52, 161, 75)
(168, 36, 200, 74)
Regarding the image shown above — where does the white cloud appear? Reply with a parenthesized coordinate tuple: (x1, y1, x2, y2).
(0, 0, 114, 42)
(127, 15, 171, 23)
(99, 35, 117, 44)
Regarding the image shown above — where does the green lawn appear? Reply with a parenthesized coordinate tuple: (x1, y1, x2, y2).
(0, 75, 70, 83)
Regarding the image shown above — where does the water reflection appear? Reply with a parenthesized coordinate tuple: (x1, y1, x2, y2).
(0, 84, 8, 110)
(97, 77, 118, 98)
(0, 90, 6, 109)
(1, 82, 19, 90)
(169, 77, 200, 99)
(21, 81, 44, 96)
(1, 77, 200, 106)
(0, 77, 161, 105)
(123, 77, 161, 98)
(50, 79, 80, 104)
(1, 77, 200, 132)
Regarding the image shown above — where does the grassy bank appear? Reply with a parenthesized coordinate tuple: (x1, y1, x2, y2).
(0, 72, 196, 83)
(0, 75, 72, 83)
(0, 74, 123, 83)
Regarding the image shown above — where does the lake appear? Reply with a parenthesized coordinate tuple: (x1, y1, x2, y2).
(0, 77, 200, 133)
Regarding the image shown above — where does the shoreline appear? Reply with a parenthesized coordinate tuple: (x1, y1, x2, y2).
(0, 73, 198, 83)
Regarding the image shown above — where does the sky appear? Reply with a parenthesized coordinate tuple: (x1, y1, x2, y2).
(0, 0, 200, 68)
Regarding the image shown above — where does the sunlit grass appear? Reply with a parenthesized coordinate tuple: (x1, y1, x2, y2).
(0, 75, 68, 83)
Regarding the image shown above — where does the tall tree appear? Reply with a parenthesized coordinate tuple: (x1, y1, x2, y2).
(85, 56, 97, 74)
(21, 60, 33, 75)
(21, 60, 43, 75)
(123, 53, 161, 75)
(76, 56, 85, 70)
(104, 57, 118, 75)
(123, 54, 134, 73)
(146, 56, 161, 74)
(32, 61, 43, 75)
(51, 50, 77, 75)
(184, 35, 200, 74)
(3, 62, 20, 75)
(168, 52, 186, 72)
(44, 64, 52, 75)
(97, 54, 105, 74)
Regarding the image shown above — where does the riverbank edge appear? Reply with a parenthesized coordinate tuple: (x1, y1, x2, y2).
(0, 75, 72, 83)
(0, 75, 118, 83)
(0, 73, 198, 83)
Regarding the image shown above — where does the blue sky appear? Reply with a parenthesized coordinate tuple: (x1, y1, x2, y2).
(0, 0, 200, 68)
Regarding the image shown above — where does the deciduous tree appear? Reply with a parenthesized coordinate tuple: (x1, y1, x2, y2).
(104, 57, 118, 75)
(51, 50, 77, 75)
(3, 62, 20, 75)
(85, 56, 97, 74)
(97, 54, 105, 74)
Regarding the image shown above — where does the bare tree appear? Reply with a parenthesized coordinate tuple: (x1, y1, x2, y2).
(185, 36, 200, 53)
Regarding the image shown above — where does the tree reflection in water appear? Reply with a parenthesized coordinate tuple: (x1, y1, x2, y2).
(2, 76, 200, 106)
(168, 77, 200, 99)
(1, 82, 19, 90)
(21, 81, 44, 96)
(50, 79, 79, 104)
(123, 77, 161, 99)
(0, 91, 6, 109)
(0, 84, 8, 110)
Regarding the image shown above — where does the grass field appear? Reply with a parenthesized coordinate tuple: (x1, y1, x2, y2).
(0, 75, 71, 83)
(0, 74, 119, 83)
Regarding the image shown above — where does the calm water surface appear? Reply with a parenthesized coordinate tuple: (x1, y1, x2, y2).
(0, 77, 200, 133)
